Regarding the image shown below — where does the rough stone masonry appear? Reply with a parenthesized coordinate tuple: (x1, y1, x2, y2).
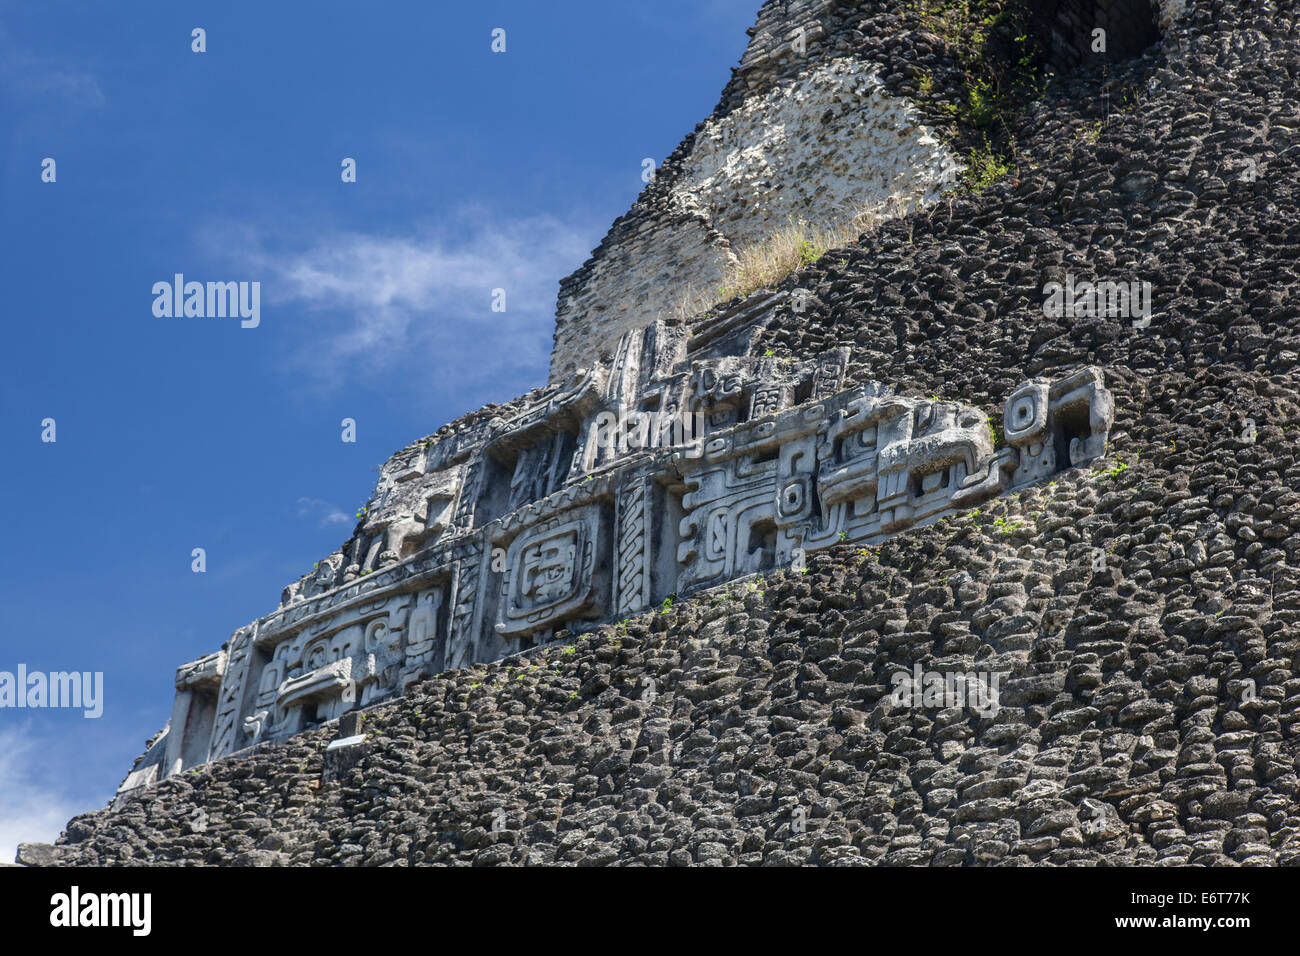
(22, 0, 1300, 865)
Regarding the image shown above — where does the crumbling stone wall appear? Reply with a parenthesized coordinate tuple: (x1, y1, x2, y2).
(548, 0, 963, 384)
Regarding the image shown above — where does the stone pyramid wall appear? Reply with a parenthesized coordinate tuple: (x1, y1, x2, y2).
(23, 0, 1300, 866)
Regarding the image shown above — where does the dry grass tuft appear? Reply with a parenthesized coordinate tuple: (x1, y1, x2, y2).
(670, 197, 915, 324)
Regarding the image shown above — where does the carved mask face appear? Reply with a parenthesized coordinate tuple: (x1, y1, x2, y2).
(521, 540, 576, 603)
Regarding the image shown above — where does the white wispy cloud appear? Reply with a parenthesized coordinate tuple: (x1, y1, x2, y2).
(297, 496, 352, 528)
(214, 210, 599, 402)
(0, 25, 104, 108)
(0, 724, 87, 865)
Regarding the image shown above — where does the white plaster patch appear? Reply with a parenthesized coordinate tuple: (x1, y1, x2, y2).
(677, 57, 962, 251)
(551, 57, 962, 383)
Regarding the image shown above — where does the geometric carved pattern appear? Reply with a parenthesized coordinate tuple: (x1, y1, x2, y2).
(615, 471, 652, 616)
(495, 507, 599, 636)
(446, 546, 482, 671)
(208, 625, 255, 761)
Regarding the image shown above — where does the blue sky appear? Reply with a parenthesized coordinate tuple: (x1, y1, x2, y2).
(0, 0, 759, 858)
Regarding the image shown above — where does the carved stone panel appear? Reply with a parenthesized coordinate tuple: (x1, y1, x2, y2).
(495, 505, 602, 637)
(677, 457, 779, 591)
(400, 584, 448, 690)
(445, 541, 485, 670)
(208, 625, 257, 762)
(615, 470, 653, 617)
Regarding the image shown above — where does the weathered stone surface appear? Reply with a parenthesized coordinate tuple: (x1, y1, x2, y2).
(15, 843, 72, 867)
(550, 55, 962, 382)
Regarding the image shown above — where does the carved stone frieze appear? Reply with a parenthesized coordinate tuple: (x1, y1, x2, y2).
(124, 316, 1115, 792)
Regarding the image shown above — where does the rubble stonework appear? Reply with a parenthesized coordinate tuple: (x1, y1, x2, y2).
(119, 304, 1113, 794)
(1030, 0, 1165, 71)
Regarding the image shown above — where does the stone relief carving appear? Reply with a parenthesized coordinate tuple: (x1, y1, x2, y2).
(125, 315, 1115, 792)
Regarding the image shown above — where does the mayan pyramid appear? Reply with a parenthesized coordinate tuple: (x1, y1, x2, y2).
(21, 0, 1300, 867)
